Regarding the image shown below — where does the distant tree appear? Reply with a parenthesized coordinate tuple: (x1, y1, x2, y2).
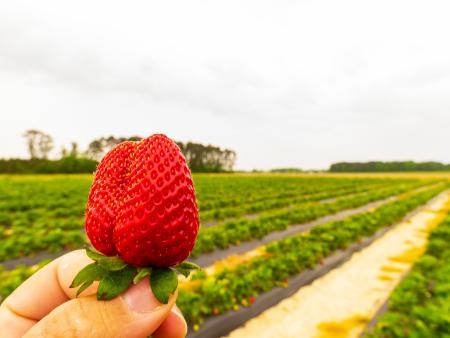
(125, 136, 142, 142)
(104, 136, 119, 150)
(86, 139, 103, 161)
(0, 158, 98, 174)
(177, 141, 236, 172)
(23, 130, 40, 159)
(23, 130, 54, 159)
(70, 142, 79, 158)
(85, 135, 236, 172)
(38, 133, 53, 159)
(329, 161, 450, 172)
(61, 146, 68, 158)
(270, 168, 303, 173)
(86, 135, 143, 160)
(223, 149, 237, 172)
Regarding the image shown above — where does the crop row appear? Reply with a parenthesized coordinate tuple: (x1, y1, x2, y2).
(0, 228, 85, 262)
(0, 175, 353, 216)
(0, 175, 403, 228)
(0, 177, 427, 262)
(196, 176, 416, 212)
(192, 181, 432, 256)
(367, 211, 450, 337)
(0, 186, 444, 312)
(0, 175, 438, 218)
(177, 185, 446, 327)
(199, 180, 395, 222)
(0, 185, 445, 309)
(0, 181, 424, 262)
(0, 183, 443, 306)
(0, 180, 373, 239)
(0, 176, 90, 213)
(0, 259, 51, 303)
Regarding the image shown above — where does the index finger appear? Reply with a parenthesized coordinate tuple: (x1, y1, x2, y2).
(0, 250, 94, 336)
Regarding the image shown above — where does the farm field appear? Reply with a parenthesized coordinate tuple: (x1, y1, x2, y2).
(0, 173, 449, 337)
(368, 209, 450, 338)
(226, 184, 450, 338)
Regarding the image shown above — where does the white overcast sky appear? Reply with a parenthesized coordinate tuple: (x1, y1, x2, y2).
(1, 1, 449, 170)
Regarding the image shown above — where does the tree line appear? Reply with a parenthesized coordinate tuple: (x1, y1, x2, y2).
(329, 161, 450, 172)
(0, 130, 236, 173)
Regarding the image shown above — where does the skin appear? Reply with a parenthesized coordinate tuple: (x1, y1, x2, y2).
(0, 250, 187, 338)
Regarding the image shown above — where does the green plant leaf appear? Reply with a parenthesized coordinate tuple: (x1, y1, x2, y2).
(133, 267, 152, 284)
(150, 268, 178, 304)
(98, 256, 127, 271)
(173, 261, 201, 278)
(85, 248, 105, 262)
(85, 248, 127, 271)
(97, 265, 137, 300)
(76, 280, 95, 297)
(70, 262, 104, 288)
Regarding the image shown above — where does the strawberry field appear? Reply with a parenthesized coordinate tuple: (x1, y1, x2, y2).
(0, 173, 449, 337)
(367, 212, 450, 337)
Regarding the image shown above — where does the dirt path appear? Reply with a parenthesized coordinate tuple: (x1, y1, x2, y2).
(226, 191, 450, 338)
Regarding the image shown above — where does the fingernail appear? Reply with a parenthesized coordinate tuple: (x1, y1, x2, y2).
(122, 279, 163, 313)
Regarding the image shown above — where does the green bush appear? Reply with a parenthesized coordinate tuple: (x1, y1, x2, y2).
(0, 157, 98, 174)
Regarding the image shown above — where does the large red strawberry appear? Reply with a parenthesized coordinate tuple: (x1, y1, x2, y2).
(72, 134, 200, 303)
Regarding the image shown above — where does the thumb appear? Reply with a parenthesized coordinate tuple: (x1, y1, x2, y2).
(23, 279, 177, 338)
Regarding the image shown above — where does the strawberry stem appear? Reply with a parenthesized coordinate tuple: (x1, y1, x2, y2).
(70, 248, 201, 304)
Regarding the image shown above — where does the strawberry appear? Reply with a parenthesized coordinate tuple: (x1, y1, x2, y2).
(71, 134, 201, 303)
(86, 134, 199, 266)
(85, 141, 136, 257)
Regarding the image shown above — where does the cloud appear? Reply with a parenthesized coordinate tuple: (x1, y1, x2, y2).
(0, 1, 326, 119)
(0, 0, 449, 169)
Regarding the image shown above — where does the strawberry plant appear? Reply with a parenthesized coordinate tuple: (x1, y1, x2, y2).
(0, 174, 431, 262)
(177, 186, 446, 326)
(368, 212, 450, 337)
(192, 182, 432, 256)
(0, 172, 444, 306)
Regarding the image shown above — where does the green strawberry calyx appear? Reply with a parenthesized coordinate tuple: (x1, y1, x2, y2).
(70, 247, 201, 304)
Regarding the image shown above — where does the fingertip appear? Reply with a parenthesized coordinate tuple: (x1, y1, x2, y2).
(121, 288, 178, 338)
(151, 306, 187, 338)
(57, 250, 96, 298)
(122, 278, 162, 313)
(0, 250, 95, 337)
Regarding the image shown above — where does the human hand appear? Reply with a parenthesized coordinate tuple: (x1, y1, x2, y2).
(0, 250, 187, 338)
